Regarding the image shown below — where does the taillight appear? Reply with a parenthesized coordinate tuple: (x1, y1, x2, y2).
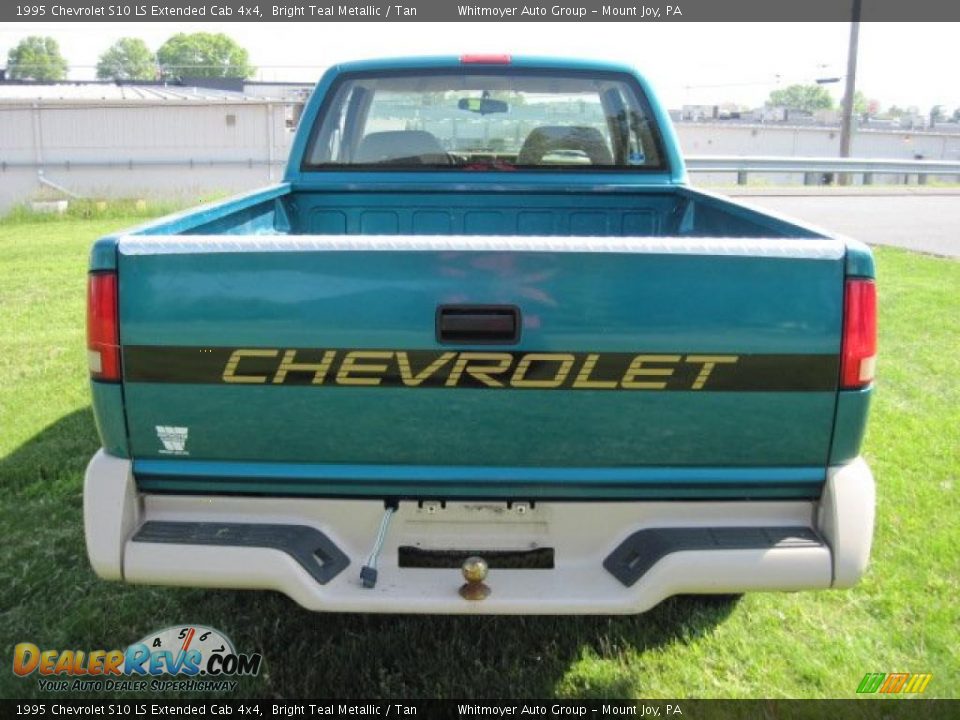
(840, 278, 877, 389)
(460, 54, 512, 65)
(87, 272, 120, 381)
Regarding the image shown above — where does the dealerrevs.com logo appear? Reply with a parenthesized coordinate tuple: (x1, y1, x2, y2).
(13, 625, 262, 693)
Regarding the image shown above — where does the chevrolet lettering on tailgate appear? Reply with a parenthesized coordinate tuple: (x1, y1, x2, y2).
(122, 347, 840, 392)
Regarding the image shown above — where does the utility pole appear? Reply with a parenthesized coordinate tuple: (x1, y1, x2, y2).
(838, 0, 862, 184)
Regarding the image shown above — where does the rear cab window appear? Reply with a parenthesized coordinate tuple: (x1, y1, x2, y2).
(302, 69, 667, 172)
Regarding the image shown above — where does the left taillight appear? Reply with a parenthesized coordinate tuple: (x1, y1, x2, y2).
(87, 271, 120, 381)
(840, 278, 877, 390)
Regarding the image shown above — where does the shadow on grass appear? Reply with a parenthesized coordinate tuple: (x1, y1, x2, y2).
(228, 591, 742, 698)
(2, 408, 741, 699)
(0, 406, 99, 494)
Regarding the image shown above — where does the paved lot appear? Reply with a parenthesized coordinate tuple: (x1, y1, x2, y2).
(733, 194, 960, 257)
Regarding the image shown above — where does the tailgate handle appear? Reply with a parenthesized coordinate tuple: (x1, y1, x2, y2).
(436, 305, 521, 344)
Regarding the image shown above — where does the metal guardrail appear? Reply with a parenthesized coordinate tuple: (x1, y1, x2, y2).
(685, 155, 960, 185)
(3, 155, 959, 185)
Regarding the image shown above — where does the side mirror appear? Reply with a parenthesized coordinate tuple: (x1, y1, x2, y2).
(457, 97, 509, 115)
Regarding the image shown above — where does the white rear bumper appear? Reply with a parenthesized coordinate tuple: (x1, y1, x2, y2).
(83, 450, 874, 614)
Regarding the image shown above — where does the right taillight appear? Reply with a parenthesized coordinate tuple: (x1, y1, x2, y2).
(87, 271, 120, 381)
(840, 278, 877, 389)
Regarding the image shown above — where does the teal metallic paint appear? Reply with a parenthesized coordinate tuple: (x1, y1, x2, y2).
(91, 181, 827, 256)
(88, 185, 291, 271)
(90, 236, 120, 272)
(282, 189, 821, 238)
(134, 185, 290, 236)
(162, 186, 822, 239)
(123, 383, 838, 468)
(133, 458, 824, 500)
(117, 244, 842, 352)
(90, 381, 128, 457)
(844, 238, 877, 278)
(830, 387, 873, 464)
(85, 56, 876, 500)
(116, 195, 845, 474)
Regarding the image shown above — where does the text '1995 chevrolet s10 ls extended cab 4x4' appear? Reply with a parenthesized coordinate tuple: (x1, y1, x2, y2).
(83, 55, 877, 614)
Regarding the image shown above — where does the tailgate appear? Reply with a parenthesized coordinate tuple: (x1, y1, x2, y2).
(117, 235, 845, 496)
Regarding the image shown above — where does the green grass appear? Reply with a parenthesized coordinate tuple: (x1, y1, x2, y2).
(1, 198, 196, 225)
(1, 214, 957, 700)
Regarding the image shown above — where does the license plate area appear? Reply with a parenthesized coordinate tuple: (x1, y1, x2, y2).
(398, 546, 555, 569)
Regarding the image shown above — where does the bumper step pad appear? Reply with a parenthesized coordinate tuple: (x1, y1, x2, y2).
(603, 526, 824, 587)
(132, 521, 350, 584)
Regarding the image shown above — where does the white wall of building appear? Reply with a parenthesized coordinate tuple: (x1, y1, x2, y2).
(0, 100, 292, 210)
(2, 102, 960, 211)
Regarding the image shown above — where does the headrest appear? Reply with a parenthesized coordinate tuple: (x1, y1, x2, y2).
(355, 131, 448, 164)
(518, 126, 614, 166)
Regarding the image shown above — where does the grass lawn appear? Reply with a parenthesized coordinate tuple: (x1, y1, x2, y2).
(0, 212, 957, 700)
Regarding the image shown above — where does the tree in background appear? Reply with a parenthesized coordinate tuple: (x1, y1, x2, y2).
(6, 36, 69, 81)
(929, 105, 946, 125)
(96, 38, 156, 81)
(766, 84, 835, 113)
(848, 91, 884, 118)
(852, 91, 868, 115)
(156, 33, 254, 79)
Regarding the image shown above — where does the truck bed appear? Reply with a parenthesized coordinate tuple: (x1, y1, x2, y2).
(136, 184, 826, 240)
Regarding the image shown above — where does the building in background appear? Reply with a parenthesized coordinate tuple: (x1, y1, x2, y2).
(1, 77, 958, 210)
(0, 77, 312, 210)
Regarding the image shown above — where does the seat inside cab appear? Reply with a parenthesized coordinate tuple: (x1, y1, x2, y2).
(518, 126, 614, 166)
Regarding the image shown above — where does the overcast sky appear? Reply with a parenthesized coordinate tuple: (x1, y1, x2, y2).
(1, 22, 956, 112)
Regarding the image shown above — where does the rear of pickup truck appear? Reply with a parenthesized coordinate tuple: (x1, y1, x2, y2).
(83, 57, 876, 613)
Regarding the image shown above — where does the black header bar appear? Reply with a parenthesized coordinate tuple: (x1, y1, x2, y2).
(1, 699, 957, 719)
(4, 0, 960, 23)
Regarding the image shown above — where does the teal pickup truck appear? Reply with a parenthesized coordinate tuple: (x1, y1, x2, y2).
(84, 56, 877, 613)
